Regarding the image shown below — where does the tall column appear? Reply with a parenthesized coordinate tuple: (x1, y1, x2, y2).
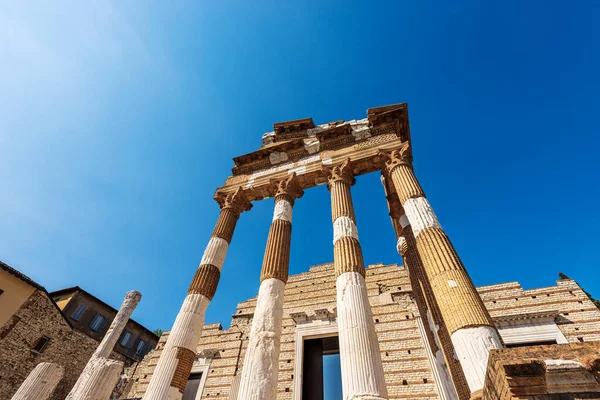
(381, 143, 502, 395)
(12, 362, 64, 400)
(67, 290, 141, 400)
(144, 187, 252, 400)
(237, 174, 303, 400)
(68, 357, 124, 400)
(327, 159, 388, 400)
(381, 173, 470, 399)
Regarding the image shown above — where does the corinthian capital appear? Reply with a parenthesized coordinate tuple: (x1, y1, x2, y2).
(325, 158, 355, 188)
(214, 187, 253, 214)
(272, 173, 304, 203)
(380, 141, 412, 171)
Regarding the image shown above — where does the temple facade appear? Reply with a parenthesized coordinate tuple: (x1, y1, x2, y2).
(131, 104, 600, 400)
(126, 263, 600, 400)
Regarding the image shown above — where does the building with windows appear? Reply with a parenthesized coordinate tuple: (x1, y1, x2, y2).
(124, 262, 600, 400)
(50, 286, 158, 362)
(130, 104, 600, 400)
(0, 261, 157, 399)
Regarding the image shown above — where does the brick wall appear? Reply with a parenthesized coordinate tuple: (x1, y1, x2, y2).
(124, 265, 600, 400)
(0, 289, 130, 400)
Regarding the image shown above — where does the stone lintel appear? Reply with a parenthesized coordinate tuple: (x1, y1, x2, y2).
(217, 135, 405, 202)
(226, 103, 410, 186)
(493, 310, 560, 326)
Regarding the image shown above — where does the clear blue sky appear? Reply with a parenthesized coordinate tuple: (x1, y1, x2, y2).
(1, 0, 599, 346)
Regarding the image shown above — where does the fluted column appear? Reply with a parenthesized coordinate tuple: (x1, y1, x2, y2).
(381, 143, 502, 395)
(12, 362, 64, 400)
(237, 174, 303, 400)
(68, 357, 123, 400)
(144, 187, 252, 400)
(382, 173, 469, 399)
(327, 159, 388, 400)
(67, 290, 141, 400)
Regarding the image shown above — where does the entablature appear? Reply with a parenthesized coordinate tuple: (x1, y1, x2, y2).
(216, 103, 411, 202)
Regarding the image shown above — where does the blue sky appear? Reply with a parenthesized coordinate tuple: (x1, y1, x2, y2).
(1, 0, 599, 346)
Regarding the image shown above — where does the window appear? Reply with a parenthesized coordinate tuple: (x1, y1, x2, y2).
(32, 336, 50, 353)
(119, 330, 133, 348)
(71, 304, 88, 321)
(89, 313, 107, 333)
(182, 373, 203, 400)
(135, 339, 148, 355)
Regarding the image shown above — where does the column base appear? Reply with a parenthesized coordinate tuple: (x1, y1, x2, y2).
(451, 326, 502, 393)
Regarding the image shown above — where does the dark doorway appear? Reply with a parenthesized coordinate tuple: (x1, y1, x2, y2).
(302, 336, 341, 400)
(182, 372, 203, 400)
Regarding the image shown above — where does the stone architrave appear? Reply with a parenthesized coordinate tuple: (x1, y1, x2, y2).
(66, 290, 142, 400)
(381, 143, 503, 395)
(326, 159, 388, 400)
(11, 362, 64, 400)
(143, 187, 251, 400)
(237, 173, 303, 400)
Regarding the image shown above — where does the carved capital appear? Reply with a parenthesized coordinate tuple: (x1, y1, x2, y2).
(380, 141, 412, 171)
(214, 187, 252, 214)
(272, 173, 304, 203)
(325, 158, 355, 188)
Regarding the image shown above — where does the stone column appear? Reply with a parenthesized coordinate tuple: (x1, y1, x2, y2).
(11, 362, 64, 400)
(381, 143, 502, 395)
(237, 174, 303, 400)
(381, 173, 469, 399)
(327, 159, 388, 400)
(67, 290, 141, 400)
(143, 187, 251, 400)
(381, 177, 461, 400)
(68, 357, 123, 400)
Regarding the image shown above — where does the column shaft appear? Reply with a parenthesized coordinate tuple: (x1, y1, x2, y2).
(237, 175, 302, 400)
(11, 362, 64, 400)
(328, 160, 388, 400)
(383, 145, 502, 395)
(68, 357, 123, 400)
(67, 290, 141, 400)
(144, 188, 251, 400)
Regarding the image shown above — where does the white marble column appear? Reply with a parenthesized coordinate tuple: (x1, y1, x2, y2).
(382, 143, 502, 394)
(327, 160, 388, 400)
(237, 174, 302, 400)
(67, 357, 124, 400)
(67, 290, 141, 400)
(11, 362, 64, 400)
(143, 188, 251, 400)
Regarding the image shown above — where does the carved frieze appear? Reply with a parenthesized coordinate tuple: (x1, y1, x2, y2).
(216, 103, 411, 201)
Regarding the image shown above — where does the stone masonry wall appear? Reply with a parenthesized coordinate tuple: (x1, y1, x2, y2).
(125, 265, 600, 400)
(0, 289, 129, 400)
(478, 278, 600, 343)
